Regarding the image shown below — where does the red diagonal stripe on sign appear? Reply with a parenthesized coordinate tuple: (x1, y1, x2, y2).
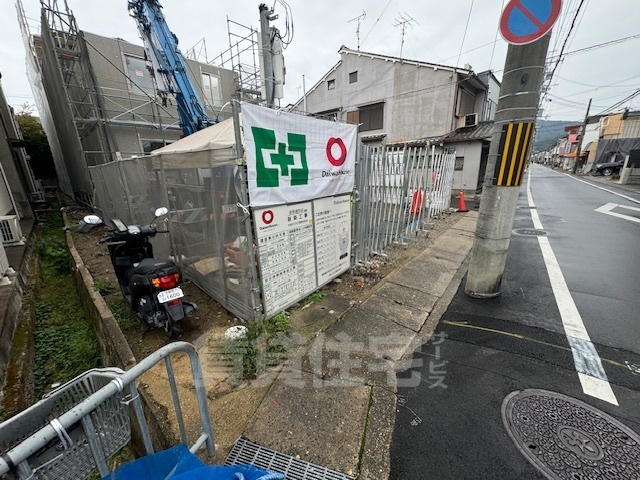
(515, 1, 545, 29)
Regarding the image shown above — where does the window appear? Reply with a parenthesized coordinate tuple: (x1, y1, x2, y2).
(202, 72, 222, 107)
(349, 71, 358, 84)
(346, 110, 359, 125)
(327, 79, 336, 90)
(124, 54, 156, 97)
(455, 156, 464, 171)
(142, 140, 171, 154)
(358, 103, 384, 132)
(456, 88, 476, 116)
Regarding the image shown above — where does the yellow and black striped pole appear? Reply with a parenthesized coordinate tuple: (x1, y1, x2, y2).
(465, 34, 551, 299)
(494, 122, 534, 187)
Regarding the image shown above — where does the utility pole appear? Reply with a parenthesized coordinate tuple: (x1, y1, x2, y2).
(259, 4, 277, 108)
(465, 34, 552, 298)
(571, 98, 592, 174)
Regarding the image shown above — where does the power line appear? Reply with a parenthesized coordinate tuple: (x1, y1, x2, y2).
(546, 0, 587, 90)
(455, 0, 475, 68)
(361, 0, 393, 48)
(548, 32, 640, 60)
(597, 89, 640, 115)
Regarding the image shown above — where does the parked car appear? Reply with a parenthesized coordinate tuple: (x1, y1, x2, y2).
(592, 160, 624, 176)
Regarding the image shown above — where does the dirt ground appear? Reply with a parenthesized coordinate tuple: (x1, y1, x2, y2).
(68, 208, 461, 362)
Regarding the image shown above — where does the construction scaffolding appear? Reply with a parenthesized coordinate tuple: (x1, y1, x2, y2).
(183, 17, 264, 110)
(18, 0, 237, 207)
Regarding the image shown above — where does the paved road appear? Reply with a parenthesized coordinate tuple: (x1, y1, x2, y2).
(389, 164, 640, 479)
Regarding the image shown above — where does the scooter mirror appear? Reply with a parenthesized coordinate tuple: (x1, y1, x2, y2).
(83, 215, 102, 225)
(155, 207, 169, 218)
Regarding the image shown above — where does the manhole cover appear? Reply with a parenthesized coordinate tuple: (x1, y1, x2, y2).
(514, 228, 547, 236)
(502, 389, 640, 479)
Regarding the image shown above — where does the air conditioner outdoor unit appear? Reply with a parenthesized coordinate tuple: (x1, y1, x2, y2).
(0, 216, 23, 245)
(464, 113, 479, 127)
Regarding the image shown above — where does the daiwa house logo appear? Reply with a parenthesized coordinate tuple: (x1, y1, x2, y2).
(252, 127, 309, 187)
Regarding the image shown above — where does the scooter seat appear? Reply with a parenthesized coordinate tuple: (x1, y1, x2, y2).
(133, 258, 178, 275)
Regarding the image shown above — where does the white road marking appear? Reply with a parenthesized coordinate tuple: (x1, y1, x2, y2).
(527, 173, 618, 406)
(560, 172, 640, 205)
(595, 203, 640, 225)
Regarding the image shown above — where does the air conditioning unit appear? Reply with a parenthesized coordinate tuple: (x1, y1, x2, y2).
(464, 113, 479, 127)
(0, 216, 23, 245)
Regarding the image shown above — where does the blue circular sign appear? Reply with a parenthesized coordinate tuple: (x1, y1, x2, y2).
(500, 0, 562, 45)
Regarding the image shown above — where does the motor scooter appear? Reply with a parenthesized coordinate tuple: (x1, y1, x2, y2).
(94, 207, 196, 337)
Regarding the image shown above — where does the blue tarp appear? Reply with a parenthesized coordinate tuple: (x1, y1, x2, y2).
(103, 445, 284, 480)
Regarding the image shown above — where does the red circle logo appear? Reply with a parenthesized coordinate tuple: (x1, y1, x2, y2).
(262, 210, 274, 225)
(326, 137, 347, 167)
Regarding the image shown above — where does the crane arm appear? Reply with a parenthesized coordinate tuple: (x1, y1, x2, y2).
(128, 0, 212, 136)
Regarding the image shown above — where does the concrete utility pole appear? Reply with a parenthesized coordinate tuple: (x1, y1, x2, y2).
(259, 4, 276, 108)
(465, 34, 551, 298)
(571, 98, 592, 174)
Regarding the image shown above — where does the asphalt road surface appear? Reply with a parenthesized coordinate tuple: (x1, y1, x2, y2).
(390, 164, 640, 479)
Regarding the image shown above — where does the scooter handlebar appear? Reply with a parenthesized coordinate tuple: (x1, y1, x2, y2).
(98, 225, 158, 244)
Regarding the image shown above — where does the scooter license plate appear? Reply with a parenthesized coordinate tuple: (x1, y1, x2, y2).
(157, 287, 184, 303)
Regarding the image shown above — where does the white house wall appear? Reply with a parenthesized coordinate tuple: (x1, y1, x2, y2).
(449, 141, 482, 191)
(304, 54, 457, 143)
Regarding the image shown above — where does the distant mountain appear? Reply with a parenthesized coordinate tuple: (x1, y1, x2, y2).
(534, 120, 580, 152)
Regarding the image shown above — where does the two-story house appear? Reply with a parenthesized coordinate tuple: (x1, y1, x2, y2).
(582, 110, 640, 175)
(293, 46, 500, 193)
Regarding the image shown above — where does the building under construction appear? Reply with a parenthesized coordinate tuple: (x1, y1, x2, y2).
(18, 0, 247, 206)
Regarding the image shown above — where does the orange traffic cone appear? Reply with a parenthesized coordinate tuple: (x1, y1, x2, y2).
(457, 190, 468, 212)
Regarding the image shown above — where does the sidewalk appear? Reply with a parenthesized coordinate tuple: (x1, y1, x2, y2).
(235, 212, 478, 479)
(552, 166, 640, 196)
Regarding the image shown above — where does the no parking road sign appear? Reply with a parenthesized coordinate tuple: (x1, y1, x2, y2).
(500, 0, 562, 45)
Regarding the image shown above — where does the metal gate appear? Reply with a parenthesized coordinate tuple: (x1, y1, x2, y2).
(353, 144, 455, 264)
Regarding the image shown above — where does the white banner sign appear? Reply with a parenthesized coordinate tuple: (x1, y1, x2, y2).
(242, 103, 358, 207)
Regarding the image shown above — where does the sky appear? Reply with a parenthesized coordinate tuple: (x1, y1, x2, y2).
(1, 0, 639, 123)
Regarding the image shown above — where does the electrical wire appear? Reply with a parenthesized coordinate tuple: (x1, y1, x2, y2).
(361, 0, 393, 48)
(489, 0, 507, 71)
(546, 0, 587, 90)
(597, 89, 640, 115)
(548, 32, 640, 61)
(455, 0, 475, 68)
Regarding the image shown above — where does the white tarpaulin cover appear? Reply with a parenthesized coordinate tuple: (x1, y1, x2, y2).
(150, 116, 238, 169)
(242, 103, 358, 207)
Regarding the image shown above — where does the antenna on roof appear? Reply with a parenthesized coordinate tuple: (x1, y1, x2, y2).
(393, 13, 418, 59)
(348, 11, 366, 51)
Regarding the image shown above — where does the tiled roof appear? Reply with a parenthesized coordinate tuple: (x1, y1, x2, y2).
(443, 122, 494, 143)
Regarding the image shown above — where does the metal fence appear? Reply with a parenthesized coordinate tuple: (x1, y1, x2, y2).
(353, 144, 456, 264)
(89, 157, 261, 322)
(89, 140, 456, 319)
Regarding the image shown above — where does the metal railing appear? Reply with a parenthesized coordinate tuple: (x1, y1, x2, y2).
(0, 342, 215, 479)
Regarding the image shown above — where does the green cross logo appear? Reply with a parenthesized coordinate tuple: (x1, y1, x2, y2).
(252, 127, 308, 187)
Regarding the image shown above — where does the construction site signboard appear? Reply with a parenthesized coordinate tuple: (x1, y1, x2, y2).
(253, 194, 352, 316)
(242, 103, 358, 207)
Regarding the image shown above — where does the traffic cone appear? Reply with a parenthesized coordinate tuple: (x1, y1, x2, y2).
(457, 190, 468, 212)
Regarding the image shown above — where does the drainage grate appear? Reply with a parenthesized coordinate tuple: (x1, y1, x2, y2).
(225, 438, 356, 480)
(513, 228, 547, 237)
(502, 389, 640, 479)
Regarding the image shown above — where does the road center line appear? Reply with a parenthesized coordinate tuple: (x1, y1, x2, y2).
(527, 172, 618, 406)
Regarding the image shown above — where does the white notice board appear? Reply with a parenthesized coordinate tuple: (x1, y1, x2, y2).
(313, 194, 352, 285)
(254, 202, 317, 316)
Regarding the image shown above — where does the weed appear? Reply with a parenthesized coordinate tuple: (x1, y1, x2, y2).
(94, 278, 117, 296)
(305, 290, 326, 305)
(31, 195, 101, 398)
(106, 298, 139, 331)
(226, 312, 294, 382)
